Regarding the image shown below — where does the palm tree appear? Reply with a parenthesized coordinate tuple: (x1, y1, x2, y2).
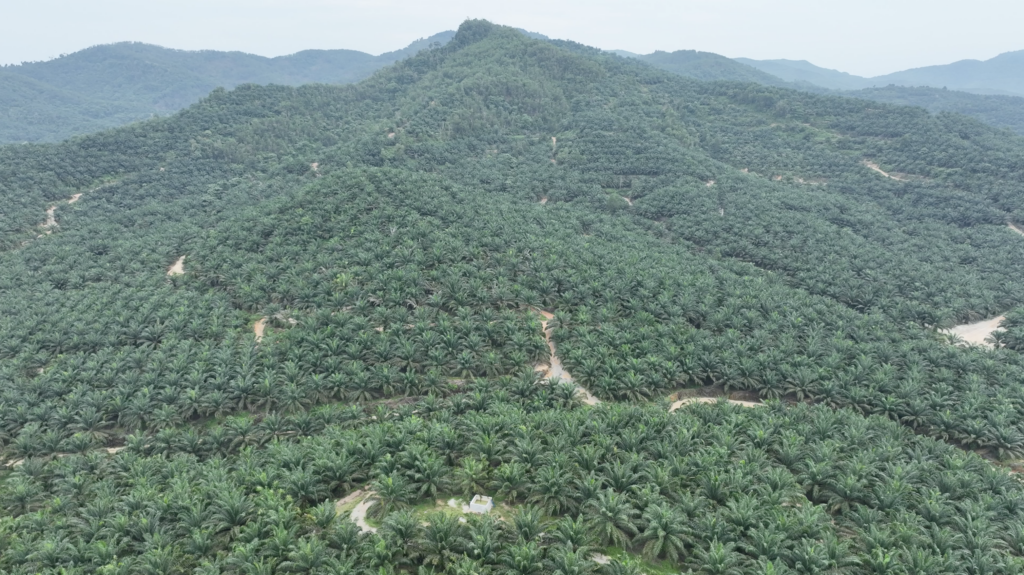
(410, 455, 449, 499)
(546, 547, 598, 575)
(419, 512, 468, 570)
(208, 490, 254, 540)
(633, 504, 690, 562)
(528, 464, 574, 515)
(692, 539, 745, 575)
(549, 515, 596, 556)
(466, 514, 504, 565)
(511, 505, 546, 543)
(453, 457, 490, 497)
(499, 541, 545, 575)
(583, 490, 638, 549)
(491, 462, 529, 504)
(279, 538, 330, 573)
(369, 473, 413, 520)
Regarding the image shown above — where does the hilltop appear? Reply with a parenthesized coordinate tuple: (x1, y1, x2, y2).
(3, 20, 1024, 574)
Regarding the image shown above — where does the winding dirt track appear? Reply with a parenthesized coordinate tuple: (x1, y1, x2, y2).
(863, 161, 908, 181)
(534, 310, 600, 405)
(337, 490, 378, 533)
(43, 206, 58, 230)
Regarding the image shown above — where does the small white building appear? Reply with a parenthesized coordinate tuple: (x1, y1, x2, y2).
(468, 495, 493, 514)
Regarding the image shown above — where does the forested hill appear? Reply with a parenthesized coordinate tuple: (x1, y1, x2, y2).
(0, 31, 455, 144)
(631, 53, 1024, 136)
(739, 51, 1024, 97)
(7, 20, 1024, 574)
(630, 50, 791, 86)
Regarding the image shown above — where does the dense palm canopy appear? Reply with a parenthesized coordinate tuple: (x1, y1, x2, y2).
(3, 19, 1024, 574)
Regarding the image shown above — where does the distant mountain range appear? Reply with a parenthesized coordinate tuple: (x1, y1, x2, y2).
(0, 31, 456, 143)
(614, 49, 1024, 136)
(1, 30, 1022, 143)
(737, 51, 1024, 97)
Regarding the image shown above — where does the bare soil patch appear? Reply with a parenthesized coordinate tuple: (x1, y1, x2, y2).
(167, 256, 185, 276)
(254, 318, 268, 342)
(669, 396, 762, 411)
(621, 196, 633, 206)
(944, 316, 1005, 348)
(351, 495, 378, 533)
(1008, 223, 1024, 237)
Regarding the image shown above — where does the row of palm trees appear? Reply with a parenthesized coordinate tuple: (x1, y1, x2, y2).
(4, 387, 1023, 574)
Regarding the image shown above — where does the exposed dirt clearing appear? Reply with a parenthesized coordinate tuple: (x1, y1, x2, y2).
(706, 180, 715, 187)
(622, 196, 633, 206)
(669, 397, 762, 411)
(448, 498, 471, 513)
(533, 309, 600, 405)
(350, 496, 378, 533)
(68, 193, 82, 204)
(336, 489, 367, 509)
(540, 197, 548, 205)
(167, 256, 185, 276)
(254, 318, 268, 342)
(1009, 223, 1024, 236)
(944, 316, 1005, 347)
(863, 161, 908, 181)
(593, 554, 611, 565)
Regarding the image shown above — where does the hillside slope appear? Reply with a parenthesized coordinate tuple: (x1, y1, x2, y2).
(0, 31, 455, 143)
(739, 51, 1024, 96)
(875, 50, 1024, 96)
(735, 57, 874, 90)
(4, 21, 1024, 574)
(640, 53, 1024, 136)
(633, 50, 790, 86)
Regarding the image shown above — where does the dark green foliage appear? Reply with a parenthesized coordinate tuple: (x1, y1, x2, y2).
(846, 86, 1024, 136)
(3, 19, 1024, 574)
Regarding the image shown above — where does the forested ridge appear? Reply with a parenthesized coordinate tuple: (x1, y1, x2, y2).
(4, 20, 1024, 574)
(0, 31, 455, 144)
(635, 54, 1024, 137)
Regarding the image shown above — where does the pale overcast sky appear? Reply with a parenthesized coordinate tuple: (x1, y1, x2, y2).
(1, 0, 1021, 77)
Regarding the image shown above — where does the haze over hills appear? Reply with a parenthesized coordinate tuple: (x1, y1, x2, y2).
(4, 27, 1024, 144)
(5, 20, 1024, 573)
(622, 50, 791, 87)
(618, 49, 1024, 136)
(0, 31, 456, 143)
(738, 50, 1024, 96)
